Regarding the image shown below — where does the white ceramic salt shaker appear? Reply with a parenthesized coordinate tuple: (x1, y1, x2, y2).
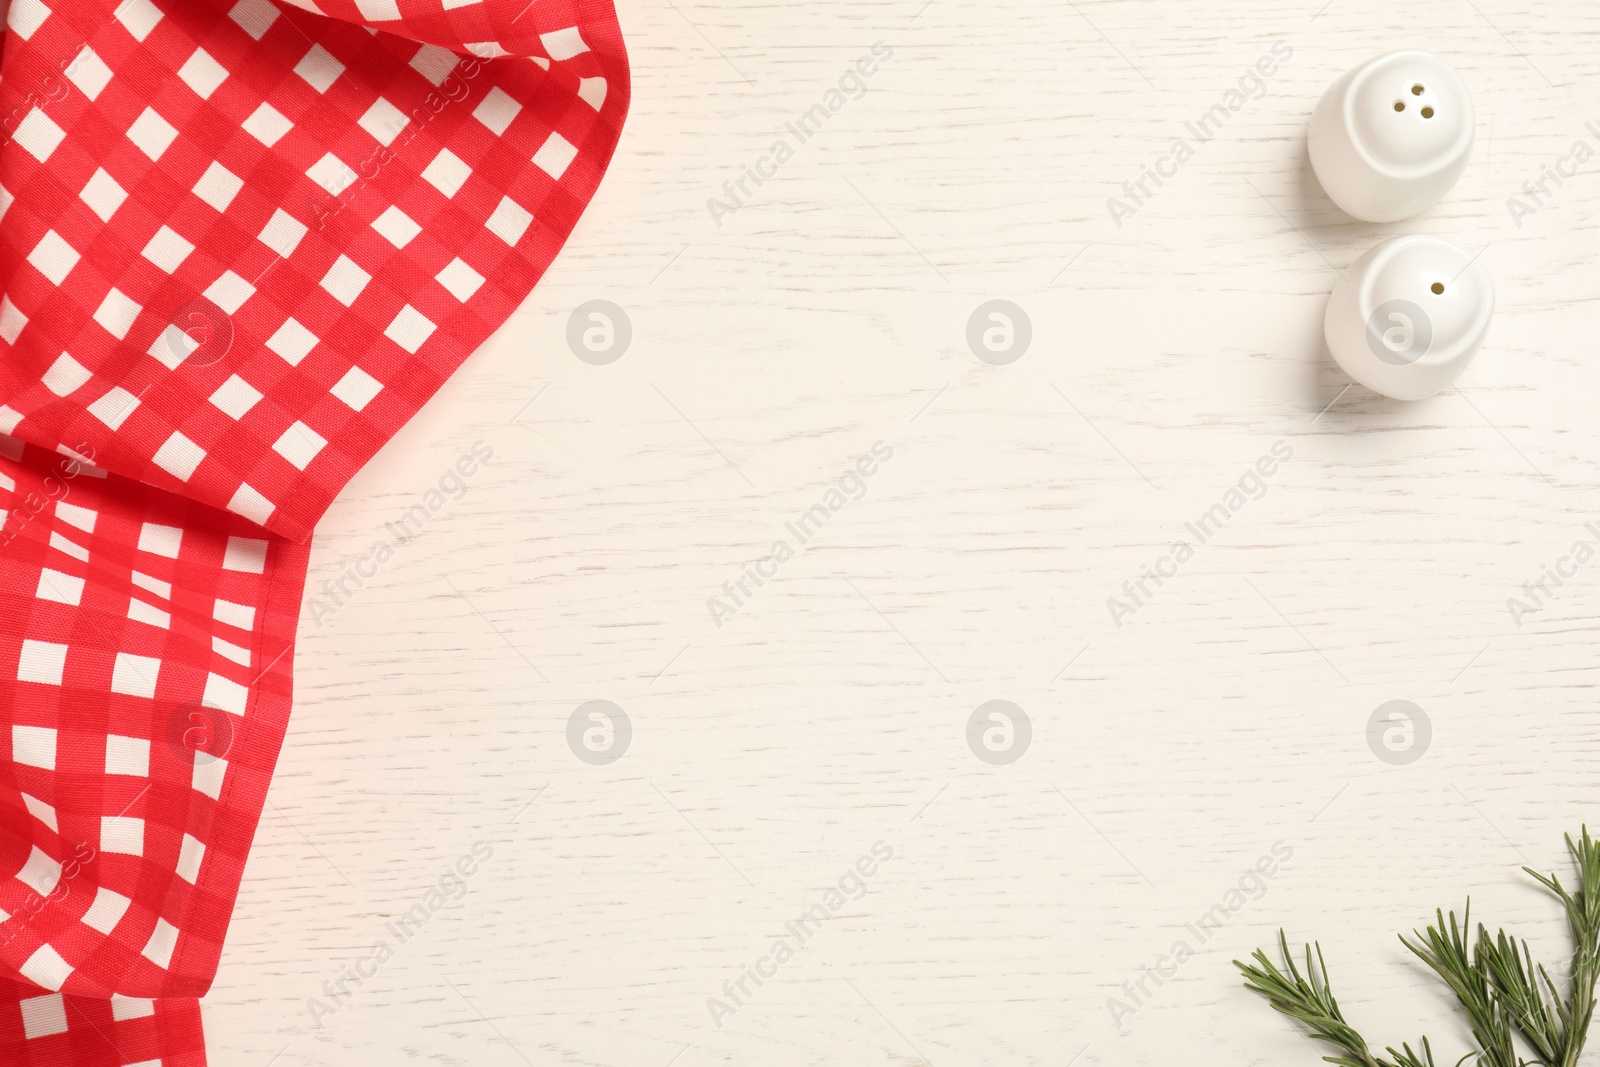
(1324, 234, 1493, 400)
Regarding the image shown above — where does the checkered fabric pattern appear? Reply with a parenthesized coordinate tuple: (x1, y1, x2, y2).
(0, 435, 307, 1066)
(0, 977, 204, 1066)
(0, 0, 630, 1063)
(0, 0, 627, 541)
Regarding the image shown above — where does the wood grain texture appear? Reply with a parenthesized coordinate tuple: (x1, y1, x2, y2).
(203, 1, 1600, 1064)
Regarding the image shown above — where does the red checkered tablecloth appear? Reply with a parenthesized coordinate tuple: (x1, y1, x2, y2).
(0, 0, 629, 1061)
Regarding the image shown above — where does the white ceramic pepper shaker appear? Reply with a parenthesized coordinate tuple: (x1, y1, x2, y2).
(1309, 50, 1474, 222)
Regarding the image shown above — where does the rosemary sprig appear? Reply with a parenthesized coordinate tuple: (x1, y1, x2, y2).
(1476, 926, 1562, 1064)
(1235, 931, 1437, 1067)
(1400, 905, 1515, 1067)
(1515, 826, 1600, 1067)
(1237, 826, 1600, 1067)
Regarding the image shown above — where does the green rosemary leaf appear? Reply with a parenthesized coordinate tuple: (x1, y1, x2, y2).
(1381, 1036, 1437, 1067)
(1475, 925, 1562, 1063)
(1517, 826, 1600, 1067)
(1240, 828, 1600, 1067)
(1400, 904, 1515, 1067)
(1235, 931, 1406, 1067)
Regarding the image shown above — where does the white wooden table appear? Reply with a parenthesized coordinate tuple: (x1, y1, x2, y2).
(204, 1, 1600, 1063)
